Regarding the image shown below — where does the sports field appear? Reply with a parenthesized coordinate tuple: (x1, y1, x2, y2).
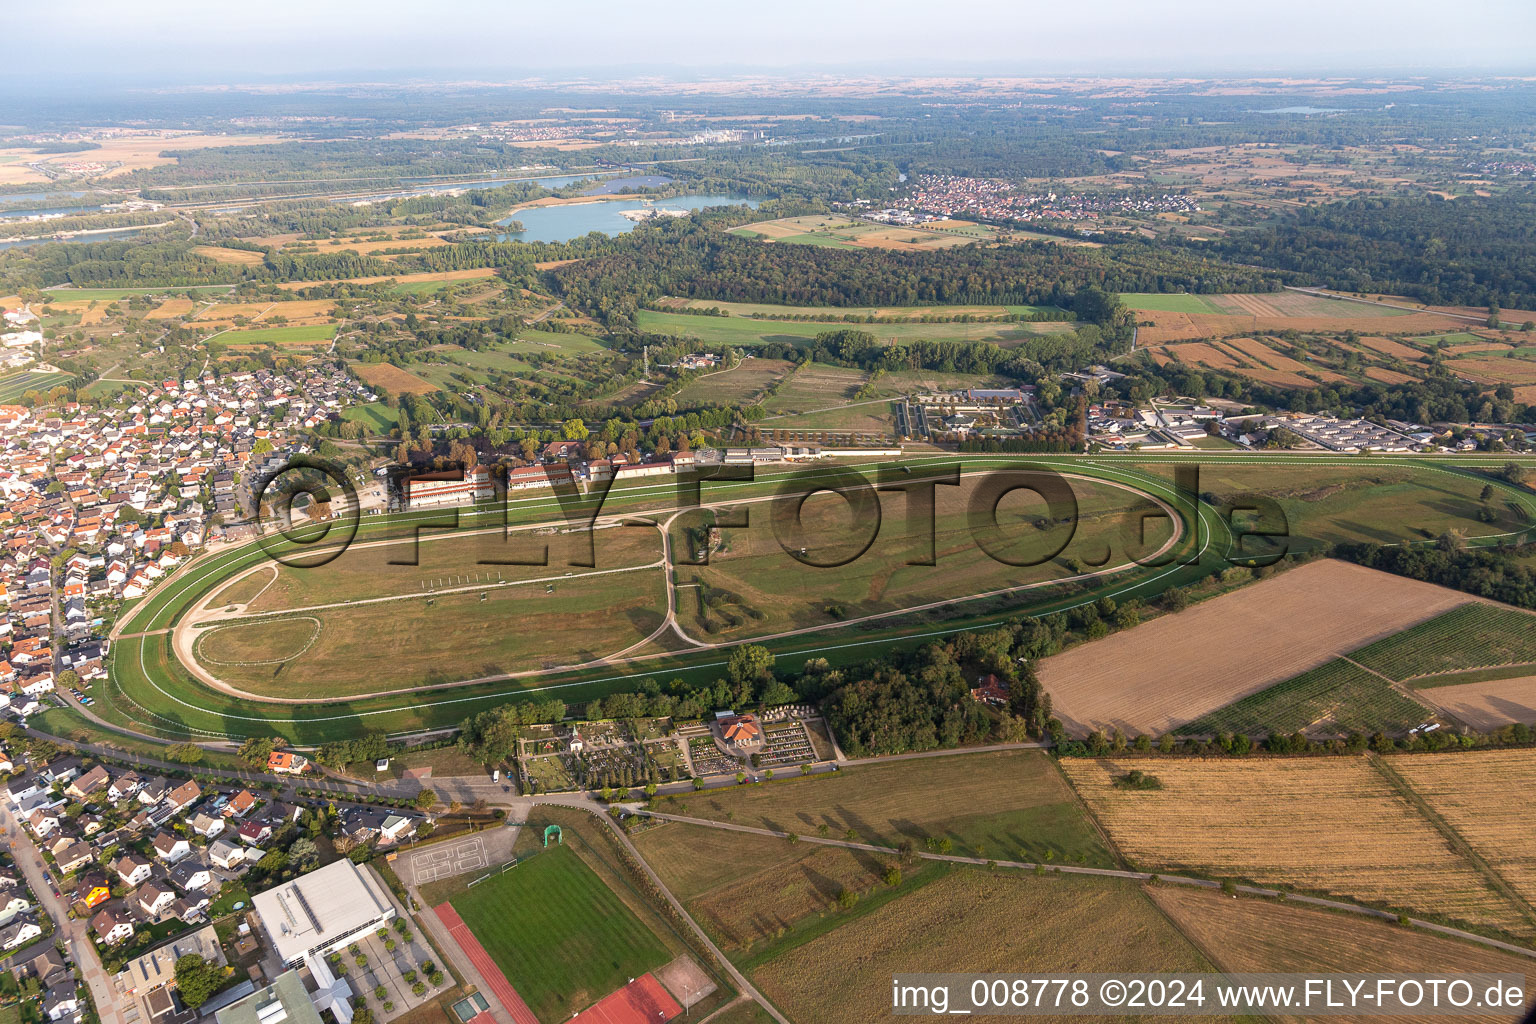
(340, 402, 399, 432)
(447, 845, 671, 1023)
(98, 453, 1532, 743)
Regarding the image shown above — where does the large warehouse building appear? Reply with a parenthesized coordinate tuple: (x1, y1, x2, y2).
(251, 859, 396, 967)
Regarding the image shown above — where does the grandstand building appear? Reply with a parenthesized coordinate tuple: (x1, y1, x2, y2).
(403, 466, 494, 507)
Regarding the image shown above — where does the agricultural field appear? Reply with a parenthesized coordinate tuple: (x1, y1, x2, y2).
(650, 749, 1113, 867)
(730, 214, 999, 251)
(447, 844, 671, 1023)
(273, 268, 502, 291)
(674, 473, 1175, 642)
(1153, 335, 1350, 388)
(658, 298, 1063, 319)
(1348, 605, 1536, 682)
(1392, 749, 1536, 913)
(350, 360, 439, 394)
(672, 358, 793, 408)
(1120, 292, 1230, 314)
(1177, 657, 1431, 737)
(218, 323, 338, 344)
(1061, 757, 1534, 937)
(1410, 673, 1536, 731)
(751, 871, 1219, 1024)
(1148, 886, 1536, 1023)
(1134, 306, 1462, 347)
(1038, 560, 1472, 737)
(635, 820, 935, 953)
(0, 370, 72, 402)
(192, 245, 265, 265)
(635, 309, 1072, 348)
(757, 363, 868, 415)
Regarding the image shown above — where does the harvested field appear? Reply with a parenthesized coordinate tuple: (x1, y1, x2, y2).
(193, 245, 264, 265)
(1392, 750, 1536, 914)
(274, 268, 500, 290)
(1163, 342, 1240, 370)
(1148, 886, 1536, 1024)
(1354, 335, 1426, 360)
(145, 299, 197, 319)
(635, 821, 910, 951)
(752, 871, 1218, 1024)
(350, 361, 438, 395)
(758, 364, 866, 414)
(1061, 756, 1532, 936)
(651, 749, 1111, 867)
(1448, 357, 1536, 387)
(1037, 560, 1472, 737)
(673, 359, 793, 408)
(1411, 675, 1536, 731)
(1137, 310, 1463, 347)
(1364, 366, 1417, 384)
(1225, 336, 1347, 381)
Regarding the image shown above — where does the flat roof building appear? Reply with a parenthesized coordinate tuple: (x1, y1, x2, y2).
(215, 972, 323, 1024)
(250, 859, 394, 967)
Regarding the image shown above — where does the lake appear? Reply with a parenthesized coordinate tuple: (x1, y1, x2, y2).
(584, 174, 673, 195)
(0, 225, 149, 250)
(335, 172, 612, 205)
(496, 194, 757, 243)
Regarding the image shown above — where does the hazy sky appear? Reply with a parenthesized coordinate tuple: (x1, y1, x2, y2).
(17, 0, 1536, 82)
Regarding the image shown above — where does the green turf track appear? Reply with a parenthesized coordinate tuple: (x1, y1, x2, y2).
(102, 453, 1536, 745)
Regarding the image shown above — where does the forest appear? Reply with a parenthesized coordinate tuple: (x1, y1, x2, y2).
(1181, 191, 1536, 310)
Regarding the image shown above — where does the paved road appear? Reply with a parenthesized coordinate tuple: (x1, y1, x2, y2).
(0, 805, 125, 1024)
(640, 811, 1536, 963)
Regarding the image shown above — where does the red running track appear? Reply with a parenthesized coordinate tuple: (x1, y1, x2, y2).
(434, 903, 540, 1024)
(570, 974, 683, 1024)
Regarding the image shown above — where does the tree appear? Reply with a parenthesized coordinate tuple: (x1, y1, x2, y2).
(166, 743, 204, 765)
(289, 837, 319, 871)
(415, 788, 438, 811)
(238, 737, 278, 769)
(174, 954, 225, 1008)
(726, 645, 775, 690)
(56, 669, 79, 689)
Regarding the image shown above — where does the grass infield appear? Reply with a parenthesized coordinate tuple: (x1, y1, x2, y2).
(447, 844, 670, 1022)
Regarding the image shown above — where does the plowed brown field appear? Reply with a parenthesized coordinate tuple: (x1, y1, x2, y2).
(1037, 560, 1473, 736)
